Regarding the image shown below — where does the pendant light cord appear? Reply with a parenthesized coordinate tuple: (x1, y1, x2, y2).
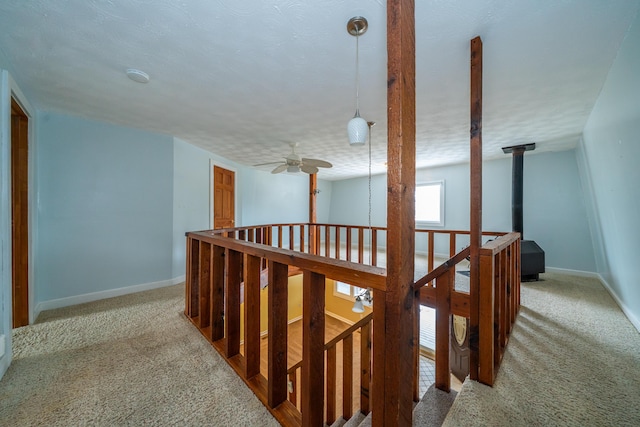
(355, 30, 360, 114)
(368, 123, 372, 230)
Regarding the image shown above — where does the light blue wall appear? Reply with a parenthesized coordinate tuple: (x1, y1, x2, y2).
(172, 137, 325, 278)
(329, 150, 596, 272)
(580, 12, 640, 329)
(36, 113, 174, 303)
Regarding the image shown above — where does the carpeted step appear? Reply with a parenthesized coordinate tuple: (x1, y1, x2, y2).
(342, 411, 367, 427)
(412, 384, 458, 426)
(328, 416, 347, 427)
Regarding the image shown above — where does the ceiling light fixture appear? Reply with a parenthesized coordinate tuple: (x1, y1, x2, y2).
(126, 68, 150, 84)
(347, 16, 369, 146)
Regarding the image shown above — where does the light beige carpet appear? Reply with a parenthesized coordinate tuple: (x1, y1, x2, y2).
(0, 284, 279, 426)
(444, 272, 640, 427)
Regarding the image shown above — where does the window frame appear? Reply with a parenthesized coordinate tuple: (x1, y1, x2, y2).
(415, 180, 445, 227)
(333, 281, 364, 302)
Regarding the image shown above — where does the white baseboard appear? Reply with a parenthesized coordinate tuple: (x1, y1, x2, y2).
(34, 276, 186, 320)
(544, 267, 599, 278)
(595, 274, 640, 333)
(326, 310, 356, 326)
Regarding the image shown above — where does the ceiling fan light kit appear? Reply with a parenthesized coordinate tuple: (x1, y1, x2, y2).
(347, 16, 369, 146)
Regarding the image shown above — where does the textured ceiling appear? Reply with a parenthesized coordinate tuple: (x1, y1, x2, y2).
(0, 0, 638, 180)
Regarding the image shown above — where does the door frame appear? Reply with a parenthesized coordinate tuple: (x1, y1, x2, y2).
(208, 159, 237, 230)
(1, 70, 36, 372)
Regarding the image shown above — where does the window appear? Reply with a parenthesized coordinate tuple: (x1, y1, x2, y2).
(415, 181, 444, 226)
(334, 282, 363, 300)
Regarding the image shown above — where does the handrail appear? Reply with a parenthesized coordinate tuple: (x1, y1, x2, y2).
(414, 247, 470, 288)
(479, 232, 520, 255)
(287, 312, 374, 374)
(188, 231, 387, 291)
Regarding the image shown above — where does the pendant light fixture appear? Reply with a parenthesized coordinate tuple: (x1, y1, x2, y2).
(347, 16, 369, 146)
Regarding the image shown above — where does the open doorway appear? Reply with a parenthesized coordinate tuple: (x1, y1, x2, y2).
(11, 97, 28, 328)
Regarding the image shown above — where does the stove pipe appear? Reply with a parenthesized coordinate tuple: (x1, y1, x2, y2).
(502, 143, 545, 281)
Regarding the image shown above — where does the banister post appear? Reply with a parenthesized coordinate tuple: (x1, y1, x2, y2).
(244, 254, 262, 379)
(373, 0, 416, 425)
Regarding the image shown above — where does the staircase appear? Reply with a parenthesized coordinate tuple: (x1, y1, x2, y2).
(333, 385, 457, 427)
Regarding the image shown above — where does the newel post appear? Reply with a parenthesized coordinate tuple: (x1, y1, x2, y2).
(372, 0, 416, 425)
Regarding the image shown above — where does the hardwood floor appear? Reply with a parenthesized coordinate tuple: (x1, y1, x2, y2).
(241, 314, 461, 419)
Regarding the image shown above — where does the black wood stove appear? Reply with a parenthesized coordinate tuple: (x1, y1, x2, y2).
(502, 143, 545, 281)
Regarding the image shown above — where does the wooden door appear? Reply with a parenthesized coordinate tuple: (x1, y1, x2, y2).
(213, 166, 235, 229)
(11, 98, 29, 328)
(450, 314, 470, 382)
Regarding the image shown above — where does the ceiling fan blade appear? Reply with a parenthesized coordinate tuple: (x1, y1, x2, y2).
(271, 164, 288, 174)
(254, 161, 284, 166)
(301, 158, 332, 168)
(301, 165, 319, 174)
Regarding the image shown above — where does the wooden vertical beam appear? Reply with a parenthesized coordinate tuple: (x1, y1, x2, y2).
(371, 229, 377, 266)
(244, 254, 262, 379)
(211, 245, 226, 342)
(358, 228, 364, 264)
(225, 249, 242, 357)
(268, 261, 289, 408)
(309, 174, 318, 255)
(468, 36, 483, 381)
(346, 228, 352, 262)
(374, 1, 416, 423)
(301, 270, 326, 426)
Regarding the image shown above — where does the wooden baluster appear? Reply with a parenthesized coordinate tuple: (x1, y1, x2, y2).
(358, 228, 364, 264)
(326, 345, 337, 425)
(211, 245, 225, 342)
(248, 228, 255, 243)
(495, 252, 505, 364)
(289, 226, 294, 251)
(499, 250, 508, 350)
(413, 298, 420, 402)
(335, 227, 341, 260)
(435, 268, 452, 392)
(428, 231, 435, 285)
(346, 227, 352, 262)
(371, 229, 378, 266)
(186, 237, 200, 318)
(450, 232, 456, 258)
(225, 249, 242, 357)
(478, 251, 495, 385)
(300, 225, 305, 253)
(278, 226, 283, 248)
(325, 225, 331, 258)
(244, 254, 261, 379)
(198, 241, 212, 328)
(268, 261, 289, 408)
(343, 335, 353, 420)
(238, 229, 246, 241)
(302, 270, 325, 426)
(314, 225, 321, 255)
(360, 318, 371, 414)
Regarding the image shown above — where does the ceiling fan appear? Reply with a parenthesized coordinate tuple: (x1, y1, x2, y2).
(254, 143, 332, 174)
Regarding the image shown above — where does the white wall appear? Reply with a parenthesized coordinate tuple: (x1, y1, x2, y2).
(36, 113, 174, 306)
(329, 150, 597, 272)
(580, 12, 640, 329)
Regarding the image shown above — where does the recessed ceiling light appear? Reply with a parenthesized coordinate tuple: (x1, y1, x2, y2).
(126, 68, 149, 83)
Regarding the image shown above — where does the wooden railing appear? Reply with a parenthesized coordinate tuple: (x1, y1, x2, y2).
(185, 224, 521, 425)
(287, 312, 372, 424)
(414, 232, 521, 391)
